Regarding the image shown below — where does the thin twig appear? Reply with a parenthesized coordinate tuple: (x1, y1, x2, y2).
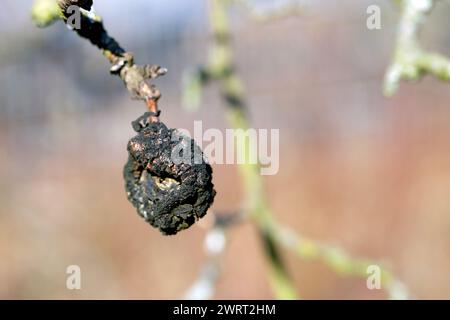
(236, 0, 305, 22)
(384, 0, 450, 96)
(31, 0, 61, 27)
(273, 225, 410, 299)
(184, 212, 241, 300)
(206, 0, 299, 299)
(33, 0, 167, 122)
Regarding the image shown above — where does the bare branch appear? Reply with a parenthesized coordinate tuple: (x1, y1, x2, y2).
(237, 0, 305, 22)
(384, 0, 450, 97)
(273, 225, 410, 299)
(33, 0, 167, 122)
(184, 211, 243, 299)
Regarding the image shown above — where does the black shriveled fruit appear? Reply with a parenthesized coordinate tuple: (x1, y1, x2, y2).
(124, 114, 216, 235)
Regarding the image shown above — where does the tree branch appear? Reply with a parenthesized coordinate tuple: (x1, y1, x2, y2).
(273, 225, 410, 299)
(183, 0, 411, 299)
(33, 0, 167, 122)
(384, 0, 450, 97)
(184, 212, 241, 300)
(236, 0, 305, 23)
(198, 0, 300, 299)
(31, 0, 61, 27)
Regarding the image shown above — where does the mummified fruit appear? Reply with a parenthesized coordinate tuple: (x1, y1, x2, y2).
(124, 114, 216, 235)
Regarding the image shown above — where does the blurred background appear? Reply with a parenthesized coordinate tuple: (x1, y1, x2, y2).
(1, 0, 450, 299)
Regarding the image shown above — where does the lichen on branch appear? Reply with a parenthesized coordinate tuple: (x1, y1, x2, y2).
(31, 0, 61, 27)
(384, 0, 450, 97)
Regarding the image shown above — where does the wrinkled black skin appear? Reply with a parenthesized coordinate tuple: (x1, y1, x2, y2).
(124, 119, 216, 235)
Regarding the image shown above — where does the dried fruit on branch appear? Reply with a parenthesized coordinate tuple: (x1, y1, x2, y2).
(124, 114, 216, 235)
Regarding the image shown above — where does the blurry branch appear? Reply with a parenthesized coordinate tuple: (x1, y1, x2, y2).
(273, 226, 410, 299)
(31, 0, 167, 121)
(183, 0, 410, 299)
(183, 0, 305, 111)
(191, 0, 300, 300)
(235, 0, 305, 22)
(184, 212, 242, 300)
(384, 0, 450, 97)
(184, 227, 225, 300)
(31, 0, 61, 27)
